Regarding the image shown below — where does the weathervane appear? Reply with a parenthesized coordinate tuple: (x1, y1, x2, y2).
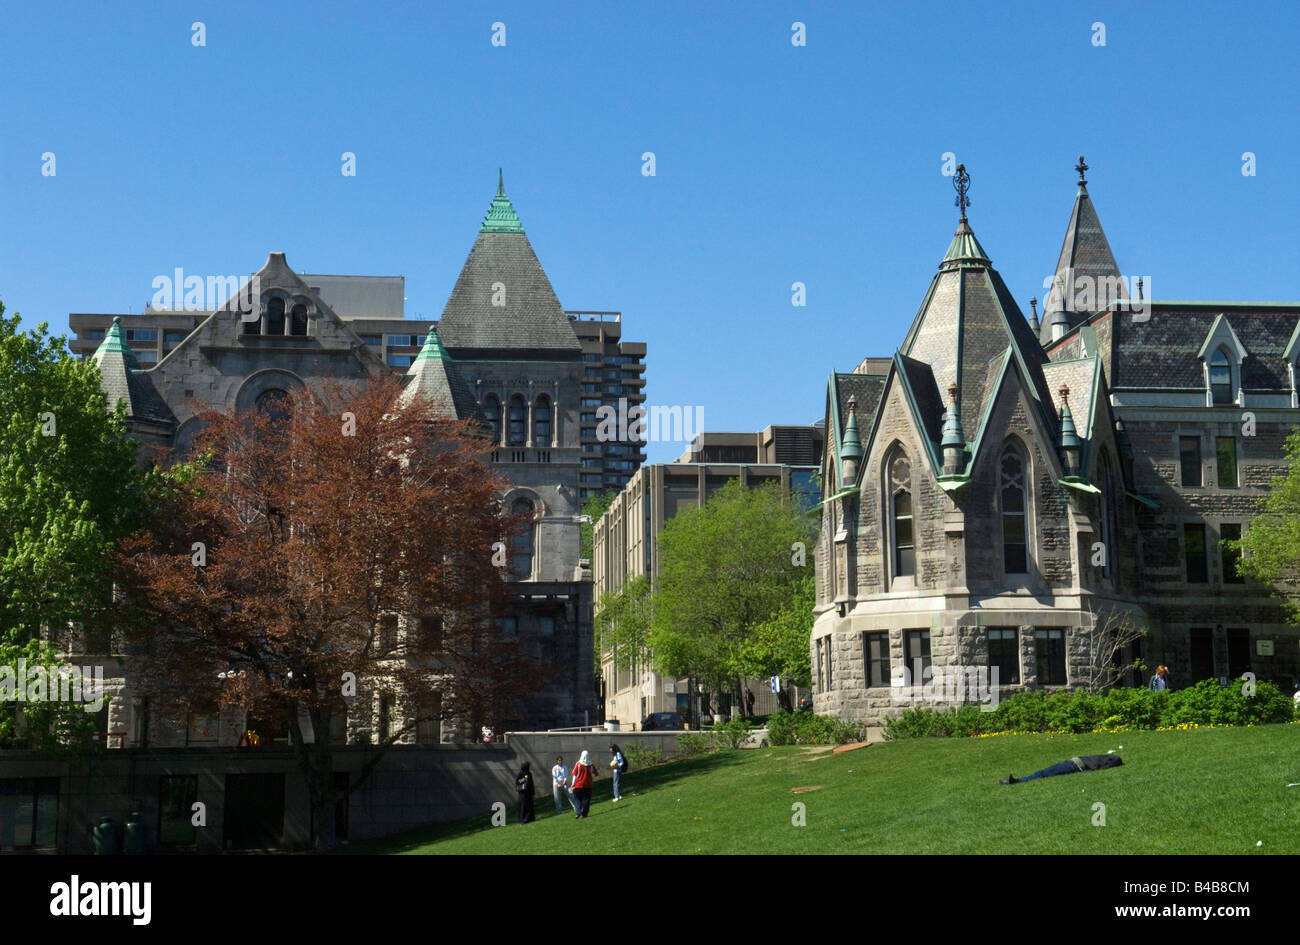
(1075, 154, 1088, 186)
(954, 164, 971, 221)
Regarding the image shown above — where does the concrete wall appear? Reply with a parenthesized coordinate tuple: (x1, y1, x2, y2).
(0, 730, 693, 853)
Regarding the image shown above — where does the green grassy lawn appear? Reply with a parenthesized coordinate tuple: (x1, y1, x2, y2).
(341, 724, 1300, 854)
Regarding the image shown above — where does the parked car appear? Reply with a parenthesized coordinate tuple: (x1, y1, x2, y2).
(642, 711, 687, 731)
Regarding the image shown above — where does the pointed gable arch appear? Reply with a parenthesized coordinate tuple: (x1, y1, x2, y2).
(1197, 314, 1248, 406)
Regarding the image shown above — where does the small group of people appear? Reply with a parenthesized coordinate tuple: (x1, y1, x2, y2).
(515, 745, 627, 824)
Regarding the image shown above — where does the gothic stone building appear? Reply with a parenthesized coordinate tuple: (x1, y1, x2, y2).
(813, 162, 1300, 726)
(80, 175, 606, 746)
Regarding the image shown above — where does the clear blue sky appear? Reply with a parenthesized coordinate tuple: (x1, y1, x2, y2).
(2, 0, 1297, 463)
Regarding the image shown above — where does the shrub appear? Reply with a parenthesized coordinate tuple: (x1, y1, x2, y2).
(711, 716, 754, 749)
(765, 710, 865, 745)
(675, 731, 713, 757)
(624, 742, 665, 769)
(883, 678, 1296, 739)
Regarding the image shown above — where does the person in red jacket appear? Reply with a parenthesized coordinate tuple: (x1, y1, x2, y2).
(569, 750, 598, 818)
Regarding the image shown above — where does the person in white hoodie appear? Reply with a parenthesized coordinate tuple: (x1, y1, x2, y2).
(569, 750, 597, 818)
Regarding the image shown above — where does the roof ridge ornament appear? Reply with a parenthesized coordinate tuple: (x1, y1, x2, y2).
(1075, 155, 1088, 186)
(954, 164, 971, 222)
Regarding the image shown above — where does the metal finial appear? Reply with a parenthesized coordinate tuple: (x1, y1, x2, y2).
(953, 164, 971, 221)
(1030, 296, 1038, 317)
(1059, 383, 1070, 405)
(497, 168, 505, 196)
(1136, 277, 1144, 300)
(947, 382, 958, 403)
(1075, 155, 1088, 185)
(847, 396, 857, 411)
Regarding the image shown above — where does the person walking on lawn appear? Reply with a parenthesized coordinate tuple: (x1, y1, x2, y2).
(570, 750, 598, 818)
(609, 744, 627, 802)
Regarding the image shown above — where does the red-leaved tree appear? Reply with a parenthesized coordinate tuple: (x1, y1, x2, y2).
(118, 375, 550, 849)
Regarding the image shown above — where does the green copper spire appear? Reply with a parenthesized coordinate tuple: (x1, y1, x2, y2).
(940, 384, 964, 448)
(412, 326, 450, 364)
(841, 398, 864, 462)
(480, 168, 525, 234)
(940, 218, 992, 270)
(94, 316, 139, 364)
(1059, 388, 1080, 451)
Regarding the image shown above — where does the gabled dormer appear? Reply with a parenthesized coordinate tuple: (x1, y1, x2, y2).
(1196, 313, 1249, 406)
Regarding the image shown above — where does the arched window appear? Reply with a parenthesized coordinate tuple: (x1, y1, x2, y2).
(255, 388, 291, 424)
(1001, 446, 1028, 574)
(1210, 348, 1233, 405)
(484, 395, 502, 444)
(888, 450, 914, 578)
(266, 298, 286, 336)
(511, 498, 535, 579)
(534, 395, 552, 446)
(507, 395, 527, 445)
(290, 303, 308, 336)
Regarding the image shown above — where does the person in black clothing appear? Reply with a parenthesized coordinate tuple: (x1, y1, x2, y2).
(1001, 753, 1122, 784)
(745, 688, 755, 717)
(515, 761, 535, 823)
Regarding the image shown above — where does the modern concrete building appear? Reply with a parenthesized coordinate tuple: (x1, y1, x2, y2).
(593, 426, 822, 727)
(813, 160, 1300, 727)
(68, 173, 647, 747)
(570, 311, 647, 500)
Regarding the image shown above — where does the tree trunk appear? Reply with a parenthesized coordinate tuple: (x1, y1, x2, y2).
(289, 699, 340, 852)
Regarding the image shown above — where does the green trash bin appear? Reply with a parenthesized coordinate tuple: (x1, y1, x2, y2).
(92, 816, 121, 855)
(124, 810, 144, 855)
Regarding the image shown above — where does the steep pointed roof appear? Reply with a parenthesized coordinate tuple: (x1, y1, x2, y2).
(437, 172, 581, 358)
(398, 328, 485, 421)
(899, 214, 1054, 446)
(92, 317, 175, 425)
(1040, 156, 1124, 344)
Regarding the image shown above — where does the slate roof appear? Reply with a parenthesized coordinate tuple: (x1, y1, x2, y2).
(437, 175, 581, 358)
(92, 317, 175, 426)
(1110, 305, 1300, 390)
(826, 208, 1108, 491)
(1039, 174, 1124, 345)
(828, 371, 886, 484)
(1042, 357, 1101, 471)
(901, 219, 1055, 444)
(398, 328, 486, 422)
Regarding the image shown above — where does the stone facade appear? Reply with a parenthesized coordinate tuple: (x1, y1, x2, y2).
(78, 177, 611, 747)
(814, 166, 1300, 727)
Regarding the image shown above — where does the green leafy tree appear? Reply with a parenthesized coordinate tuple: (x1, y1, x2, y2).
(649, 479, 816, 712)
(596, 574, 652, 674)
(580, 489, 619, 562)
(739, 571, 814, 709)
(0, 307, 144, 642)
(0, 306, 146, 750)
(1237, 428, 1300, 620)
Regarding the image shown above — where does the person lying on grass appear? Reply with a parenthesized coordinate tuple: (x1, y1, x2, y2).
(1001, 753, 1122, 785)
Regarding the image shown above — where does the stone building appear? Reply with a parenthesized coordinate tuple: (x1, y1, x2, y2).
(813, 161, 1300, 726)
(73, 173, 633, 746)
